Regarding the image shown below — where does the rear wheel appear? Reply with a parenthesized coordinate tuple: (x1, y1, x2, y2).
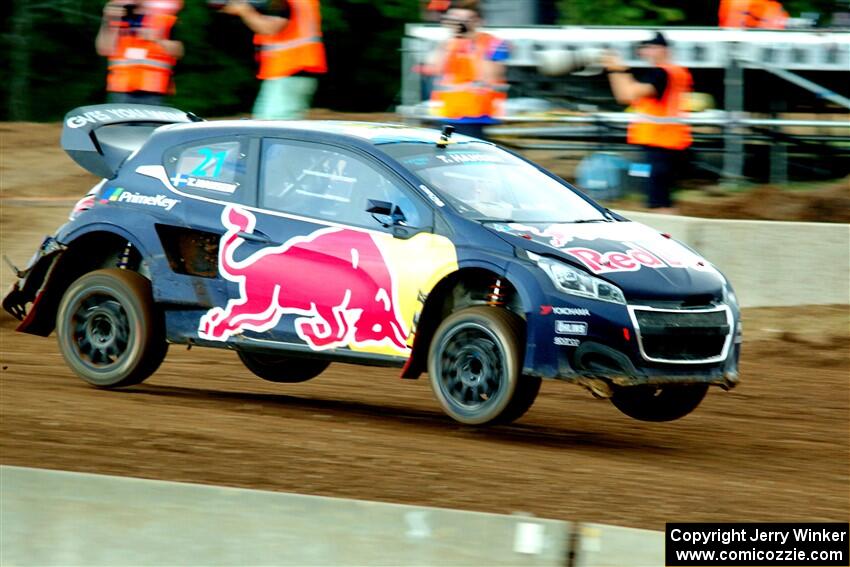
(56, 269, 167, 388)
(238, 351, 329, 383)
(428, 307, 540, 425)
(610, 383, 709, 422)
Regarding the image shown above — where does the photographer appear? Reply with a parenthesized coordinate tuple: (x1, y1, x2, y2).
(602, 33, 692, 213)
(96, 0, 184, 105)
(221, 0, 327, 120)
(429, 0, 509, 139)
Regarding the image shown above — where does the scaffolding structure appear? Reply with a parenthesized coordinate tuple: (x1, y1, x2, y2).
(399, 25, 850, 183)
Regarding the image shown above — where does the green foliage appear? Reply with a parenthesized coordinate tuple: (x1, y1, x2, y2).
(1, 0, 419, 121)
(1, 0, 845, 121)
(558, 0, 685, 26)
(316, 0, 420, 111)
(558, 0, 846, 26)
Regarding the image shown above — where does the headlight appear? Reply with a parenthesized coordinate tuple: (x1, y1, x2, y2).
(529, 252, 626, 305)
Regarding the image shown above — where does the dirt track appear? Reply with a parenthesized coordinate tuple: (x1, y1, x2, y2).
(1, 121, 848, 530)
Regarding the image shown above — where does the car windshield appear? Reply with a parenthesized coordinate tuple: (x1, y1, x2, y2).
(381, 141, 607, 223)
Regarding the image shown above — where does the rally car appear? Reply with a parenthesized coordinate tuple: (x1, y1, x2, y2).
(3, 104, 741, 425)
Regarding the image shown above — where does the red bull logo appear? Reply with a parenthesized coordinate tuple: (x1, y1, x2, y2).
(508, 222, 715, 274)
(564, 245, 675, 274)
(199, 206, 410, 352)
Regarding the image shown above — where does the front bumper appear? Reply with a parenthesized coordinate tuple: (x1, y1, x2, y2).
(526, 294, 741, 389)
(2, 236, 66, 335)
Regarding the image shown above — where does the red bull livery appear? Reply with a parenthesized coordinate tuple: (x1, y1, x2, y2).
(199, 205, 409, 351)
(3, 104, 741, 426)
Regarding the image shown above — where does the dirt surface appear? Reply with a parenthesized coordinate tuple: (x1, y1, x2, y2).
(676, 180, 850, 223)
(1, 120, 849, 531)
(593, 177, 850, 224)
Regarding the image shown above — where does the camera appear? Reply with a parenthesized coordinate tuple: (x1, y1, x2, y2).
(120, 1, 143, 28)
(442, 16, 472, 37)
(535, 47, 604, 77)
(207, 0, 268, 9)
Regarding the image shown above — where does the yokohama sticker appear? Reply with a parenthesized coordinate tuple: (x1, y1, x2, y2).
(553, 307, 590, 316)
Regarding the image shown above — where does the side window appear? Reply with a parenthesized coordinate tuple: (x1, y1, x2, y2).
(164, 138, 250, 201)
(261, 140, 425, 230)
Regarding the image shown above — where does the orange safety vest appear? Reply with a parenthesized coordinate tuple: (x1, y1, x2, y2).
(750, 0, 788, 28)
(719, 0, 788, 28)
(719, 0, 749, 27)
(627, 63, 693, 150)
(430, 32, 508, 120)
(106, 14, 177, 95)
(254, 0, 327, 80)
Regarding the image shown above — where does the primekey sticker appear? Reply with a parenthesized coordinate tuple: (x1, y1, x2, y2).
(100, 187, 179, 211)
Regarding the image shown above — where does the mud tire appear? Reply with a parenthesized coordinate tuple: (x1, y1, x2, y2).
(238, 352, 330, 383)
(56, 269, 167, 388)
(611, 383, 709, 422)
(428, 306, 539, 425)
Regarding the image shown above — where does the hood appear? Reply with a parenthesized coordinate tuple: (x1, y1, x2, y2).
(486, 221, 726, 302)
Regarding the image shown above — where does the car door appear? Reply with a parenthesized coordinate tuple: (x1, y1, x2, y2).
(198, 137, 459, 361)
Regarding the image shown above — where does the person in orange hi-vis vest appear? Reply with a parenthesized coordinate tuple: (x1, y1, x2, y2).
(749, 0, 789, 29)
(429, 0, 509, 140)
(602, 32, 693, 213)
(96, 0, 184, 106)
(223, 0, 327, 120)
(719, 0, 789, 29)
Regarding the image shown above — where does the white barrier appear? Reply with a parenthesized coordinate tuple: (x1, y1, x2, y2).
(619, 212, 850, 308)
(574, 523, 665, 567)
(0, 466, 668, 567)
(0, 466, 571, 566)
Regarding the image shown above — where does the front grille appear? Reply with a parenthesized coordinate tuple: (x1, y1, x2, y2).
(631, 307, 731, 363)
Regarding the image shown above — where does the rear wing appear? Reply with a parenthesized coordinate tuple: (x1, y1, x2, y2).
(61, 104, 200, 178)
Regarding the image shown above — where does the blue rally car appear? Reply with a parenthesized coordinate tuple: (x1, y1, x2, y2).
(3, 104, 741, 425)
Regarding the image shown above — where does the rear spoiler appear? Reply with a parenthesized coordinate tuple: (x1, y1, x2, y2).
(61, 104, 201, 178)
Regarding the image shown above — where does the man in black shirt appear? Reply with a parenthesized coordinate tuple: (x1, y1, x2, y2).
(602, 33, 693, 213)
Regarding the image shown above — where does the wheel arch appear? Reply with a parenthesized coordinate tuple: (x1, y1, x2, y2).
(402, 266, 529, 379)
(16, 228, 148, 337)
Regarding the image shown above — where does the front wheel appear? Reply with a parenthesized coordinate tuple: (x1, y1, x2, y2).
(428, 307, 540, 425)
(238, 351, 329, 383)
(56, 269, 167, 388)
(610, 383, 709, 422)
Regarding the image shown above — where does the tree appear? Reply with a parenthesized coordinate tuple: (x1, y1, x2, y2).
(558, 0, 685, 26)
(557, 0, 846, 26)
(2, 0, 421, 121)
(2, 0, 843, 121)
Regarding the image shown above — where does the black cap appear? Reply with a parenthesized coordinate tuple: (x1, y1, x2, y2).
(639, 32, 669, 47)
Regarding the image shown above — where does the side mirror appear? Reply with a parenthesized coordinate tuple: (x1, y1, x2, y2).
(366, 199, 393, 216)
(366, 199, 407, 226)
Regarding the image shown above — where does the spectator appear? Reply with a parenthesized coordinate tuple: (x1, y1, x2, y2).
(719, 0, 789, 29)
(429, 0, 509, 139)
(223, 0, 327, 120)
(423, 0, 451, 22)
(602, 32, 693, 213)
(96, 0, 184, 106)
